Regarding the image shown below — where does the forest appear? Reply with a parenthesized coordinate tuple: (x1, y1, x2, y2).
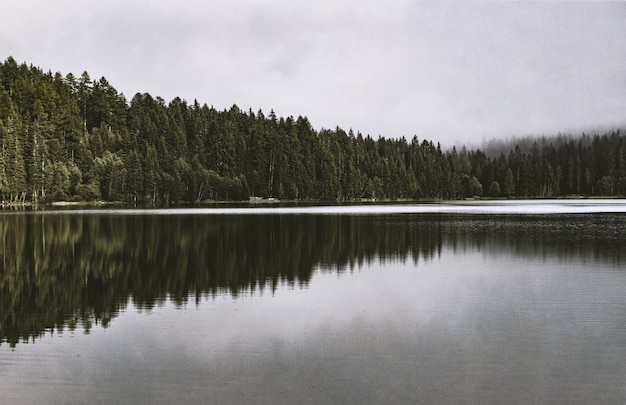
(1, 56, 625, 204)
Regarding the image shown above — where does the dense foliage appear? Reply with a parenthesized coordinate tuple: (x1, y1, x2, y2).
(1, 56, 625, 203)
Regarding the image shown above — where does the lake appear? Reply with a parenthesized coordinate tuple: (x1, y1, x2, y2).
(1, 200, 625, 404)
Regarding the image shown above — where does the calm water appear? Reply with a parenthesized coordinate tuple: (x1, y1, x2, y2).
(1, 200, 626, 404)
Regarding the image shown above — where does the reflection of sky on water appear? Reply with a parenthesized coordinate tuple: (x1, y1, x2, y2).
(19, 198, 626, 217)
(2, 247, 626, 403)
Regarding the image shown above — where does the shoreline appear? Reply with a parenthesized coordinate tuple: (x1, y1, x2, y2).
(1, 195, 624, 210)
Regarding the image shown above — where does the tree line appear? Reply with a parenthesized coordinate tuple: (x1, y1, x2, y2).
(1, 56, 625, 204)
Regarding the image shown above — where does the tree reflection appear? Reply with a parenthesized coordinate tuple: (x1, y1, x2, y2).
(0, 212, 624, 347)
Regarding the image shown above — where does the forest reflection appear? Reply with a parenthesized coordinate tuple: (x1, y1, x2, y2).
(1, 211, 624, 347)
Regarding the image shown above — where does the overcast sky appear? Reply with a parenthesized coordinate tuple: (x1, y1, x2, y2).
(2, 1, 625, 147)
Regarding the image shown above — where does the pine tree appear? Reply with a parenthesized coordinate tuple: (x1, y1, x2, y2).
(28, 102, 52, 202)
(503, 168, 515, 197)
(5, 107, 27, 202)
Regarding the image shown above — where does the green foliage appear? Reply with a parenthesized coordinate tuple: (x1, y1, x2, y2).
(0, 57, 625, 203)
(488, 181, 501, 197)
(503, 168, 515, 197)
(460, 174, 483, 198)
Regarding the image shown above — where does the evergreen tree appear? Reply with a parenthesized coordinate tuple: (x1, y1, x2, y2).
(503, 168, 515, 197)
(4, 106, 27, 202)
(0, 57, 624, 204)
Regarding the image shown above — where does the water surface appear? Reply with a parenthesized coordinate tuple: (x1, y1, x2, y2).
(1, 200, 625, 403)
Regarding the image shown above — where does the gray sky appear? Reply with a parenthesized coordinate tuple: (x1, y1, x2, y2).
(1, 1, 625, 147)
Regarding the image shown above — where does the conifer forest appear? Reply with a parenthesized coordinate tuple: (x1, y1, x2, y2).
(1, 57, 625, 204)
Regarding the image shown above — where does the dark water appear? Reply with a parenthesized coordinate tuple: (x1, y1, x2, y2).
(1, 204, 626, 403)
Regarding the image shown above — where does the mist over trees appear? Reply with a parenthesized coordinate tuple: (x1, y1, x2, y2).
(1, 57, 625, 204)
